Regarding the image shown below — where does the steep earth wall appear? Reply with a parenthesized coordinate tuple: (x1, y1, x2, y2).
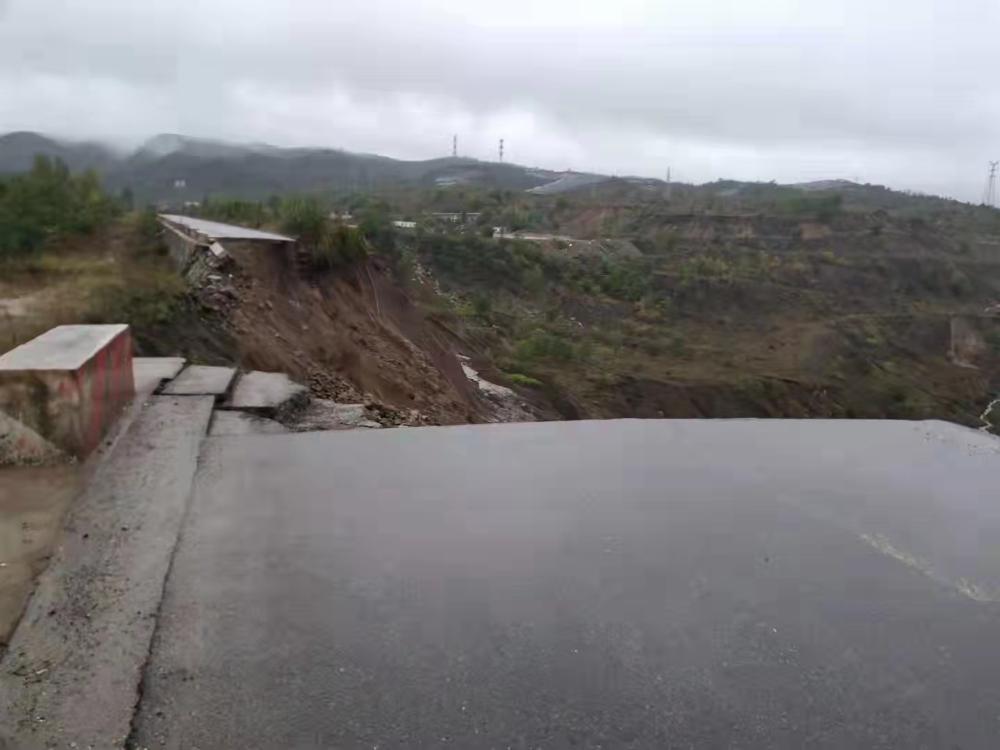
(182, 239, 498, 424)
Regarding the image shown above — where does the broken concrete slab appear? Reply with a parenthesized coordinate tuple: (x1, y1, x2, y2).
(133, 357, 186, 396)
(223, 370, 309, 417)
(0, 395, 215, 750)
(161, 364, 236, 397)
(0, 325, 134, 463)
(210, 410, 289, 437)
(292, 400, 382, 431)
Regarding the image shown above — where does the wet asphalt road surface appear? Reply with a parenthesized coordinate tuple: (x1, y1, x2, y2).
(133, 419, 1000, 749)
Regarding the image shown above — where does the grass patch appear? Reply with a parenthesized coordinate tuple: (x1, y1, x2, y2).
(506, 372, 544, 388)
(83, 268, 187, 329)
(512, 329, 578, 363)
(0, 252, 118, 279)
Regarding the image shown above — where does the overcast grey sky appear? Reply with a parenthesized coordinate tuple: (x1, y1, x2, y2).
(1, 0, 997, 201)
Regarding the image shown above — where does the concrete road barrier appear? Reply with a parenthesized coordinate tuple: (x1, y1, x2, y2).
(0, 325, 135, 463)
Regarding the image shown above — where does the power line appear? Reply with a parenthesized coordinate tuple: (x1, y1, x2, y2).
(983, 161, 999, 207)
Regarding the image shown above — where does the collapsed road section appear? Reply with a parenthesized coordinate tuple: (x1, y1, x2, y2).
(2, 323, 1000, 749)
(0, 324, 376, 749)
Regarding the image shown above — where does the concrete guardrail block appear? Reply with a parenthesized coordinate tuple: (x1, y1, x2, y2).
(0, 324, 135, 464)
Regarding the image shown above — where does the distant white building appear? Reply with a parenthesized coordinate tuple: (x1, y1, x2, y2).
(392, 220, 417, 230)
(431, 212, 482, 224)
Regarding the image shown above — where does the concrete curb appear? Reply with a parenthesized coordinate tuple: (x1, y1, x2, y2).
(0, 396, 215, 749)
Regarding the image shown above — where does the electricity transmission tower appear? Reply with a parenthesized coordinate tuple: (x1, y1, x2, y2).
(499, 138, 504, 163)
(983, 161, 999, 207)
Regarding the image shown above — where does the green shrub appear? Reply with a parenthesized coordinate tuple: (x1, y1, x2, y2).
(85, 271, 186, 329)
(278, 197, 369, 272)
(948, 268, 971, 297)
(654, 229, 680, 253)
(199, 198, 267, 227)
(678, 255, 734, 285)
(311, 224, 368, 271)
(394, 248, 417, 287)
(507, 372, 544, 388)
(0, 156, 117, 258)
(471, 293, 493, 318)
(777, 192, 843, 222)
(418, 234, 532, 291)
(984, 327, 1000, 352)
(513, 330, 576, 362)
(279, 196, 327, 246)
(522, 264, 546, 296)
(136, 206, 160, 242)
(357, 204, 397, 255)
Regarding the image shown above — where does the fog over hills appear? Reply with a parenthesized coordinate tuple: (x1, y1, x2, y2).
(0, 130, 975, 210)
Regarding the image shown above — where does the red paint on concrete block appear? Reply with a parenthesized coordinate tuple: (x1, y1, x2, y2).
(0, 325, 135, 462)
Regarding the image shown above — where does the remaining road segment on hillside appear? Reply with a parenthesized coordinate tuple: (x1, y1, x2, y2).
(0, 396, 214, 750)
(158, 214, 294, 243)
(133, 418, 1000, 749)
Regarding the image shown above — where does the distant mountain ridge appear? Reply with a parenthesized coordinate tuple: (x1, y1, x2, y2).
(0, 131, 952, 207)
(0, 131, 120, 175)
(0, 131, 565, 202)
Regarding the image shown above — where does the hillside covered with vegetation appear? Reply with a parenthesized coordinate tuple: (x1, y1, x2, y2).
(343, 181, 1000, 428)
(0, 156, 119, 259)
(1, 144, 998, 430)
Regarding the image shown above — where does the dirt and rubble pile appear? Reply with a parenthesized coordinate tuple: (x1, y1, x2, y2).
(189, 240, 489, 425)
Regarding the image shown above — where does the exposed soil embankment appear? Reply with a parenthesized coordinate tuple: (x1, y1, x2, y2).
(407, 206, 1000, 429)
(193, 241, 490, 424)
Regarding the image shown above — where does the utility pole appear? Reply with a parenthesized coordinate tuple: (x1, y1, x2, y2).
(452, 134, 457, 158)
(499, 138, 504, 163)
(665, 166, 672, 201)
(984, 161, 999, 207)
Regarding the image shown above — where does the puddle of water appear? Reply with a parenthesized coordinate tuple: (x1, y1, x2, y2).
(0, 362, 158, 644)
(0, 464, 85, 643)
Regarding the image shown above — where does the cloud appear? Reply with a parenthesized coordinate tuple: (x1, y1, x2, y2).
(0, 0, 997, 200)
